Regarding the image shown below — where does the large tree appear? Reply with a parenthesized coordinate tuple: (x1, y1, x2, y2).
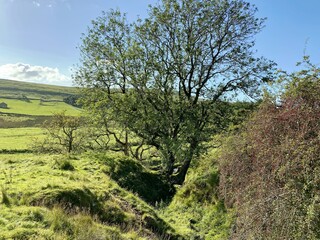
(75, 0, 274, 184)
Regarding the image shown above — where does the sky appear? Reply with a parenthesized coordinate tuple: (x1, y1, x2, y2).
(0, 0, 320, 86)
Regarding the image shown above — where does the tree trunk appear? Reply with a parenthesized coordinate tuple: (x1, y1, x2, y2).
(170, 157, 191, 185)
(166, 151, 176, 177)
(68, 133, 73, 153)
(170, 140, 198, 185)
(123, 130, 129, 156)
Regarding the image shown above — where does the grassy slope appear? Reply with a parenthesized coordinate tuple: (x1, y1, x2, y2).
(0, 98, 80, 116)
(0, 79, 81, 129)
(160, 149, 234, 239)
(0, 152, 181, 240)
(0, 132, 232, 239)
(0, 79, 77, 100)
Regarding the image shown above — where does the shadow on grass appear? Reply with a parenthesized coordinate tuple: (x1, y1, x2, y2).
(101, 156, 176, 205)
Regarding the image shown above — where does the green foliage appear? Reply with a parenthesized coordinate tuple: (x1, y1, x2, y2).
(75, 0, 275, 185)
(63, 95, 82, 108)
(41, 111, 85, 153)
(224, 101, 260, 132)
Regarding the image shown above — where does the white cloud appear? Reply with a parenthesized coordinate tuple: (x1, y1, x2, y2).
(0, 63, 72, 86)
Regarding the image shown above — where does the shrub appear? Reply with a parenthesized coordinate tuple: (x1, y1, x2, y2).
(219, 61, 320, 239)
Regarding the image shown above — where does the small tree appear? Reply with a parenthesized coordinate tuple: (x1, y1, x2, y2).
(44, 111, 85, 153)
(79, 91, 152, 160)
(75, 0, 275, 184)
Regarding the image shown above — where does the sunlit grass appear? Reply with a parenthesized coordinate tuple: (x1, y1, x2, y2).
(0, 152, 178, 239)
(0, 128, 45, 150)
(0, 98, 81, 116)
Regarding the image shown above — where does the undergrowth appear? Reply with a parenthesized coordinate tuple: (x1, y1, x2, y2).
(160, 150, 234, 239)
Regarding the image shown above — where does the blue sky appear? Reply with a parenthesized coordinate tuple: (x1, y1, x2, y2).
(0, 0, 320, 86)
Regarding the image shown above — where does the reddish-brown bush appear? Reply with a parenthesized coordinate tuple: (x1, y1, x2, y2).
(219, 63, 320, 239)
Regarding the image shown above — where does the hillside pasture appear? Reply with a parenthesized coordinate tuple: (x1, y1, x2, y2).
(0, 79, 77, 101)
(0, 128, 45, 151)
(0, 114, 52, 128)
(0, 98, 81, 116)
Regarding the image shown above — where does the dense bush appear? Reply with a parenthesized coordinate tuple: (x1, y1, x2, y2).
(219, 61, 320, 239)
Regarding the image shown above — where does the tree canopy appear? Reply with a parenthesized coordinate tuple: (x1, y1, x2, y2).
(75, 0, 274, 184)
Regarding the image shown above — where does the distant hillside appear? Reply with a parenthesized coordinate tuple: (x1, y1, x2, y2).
(0, 79, 77, 101)
(0, 79, 81, 127)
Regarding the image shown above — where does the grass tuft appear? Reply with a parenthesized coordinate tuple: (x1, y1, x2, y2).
(53, 159, 75, 171)
(1, 187, 11, 206)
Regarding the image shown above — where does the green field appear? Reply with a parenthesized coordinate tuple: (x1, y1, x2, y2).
(0, 128, 45, 150)
(0, 79, 81, 132)
(0, 98, 81, 116)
